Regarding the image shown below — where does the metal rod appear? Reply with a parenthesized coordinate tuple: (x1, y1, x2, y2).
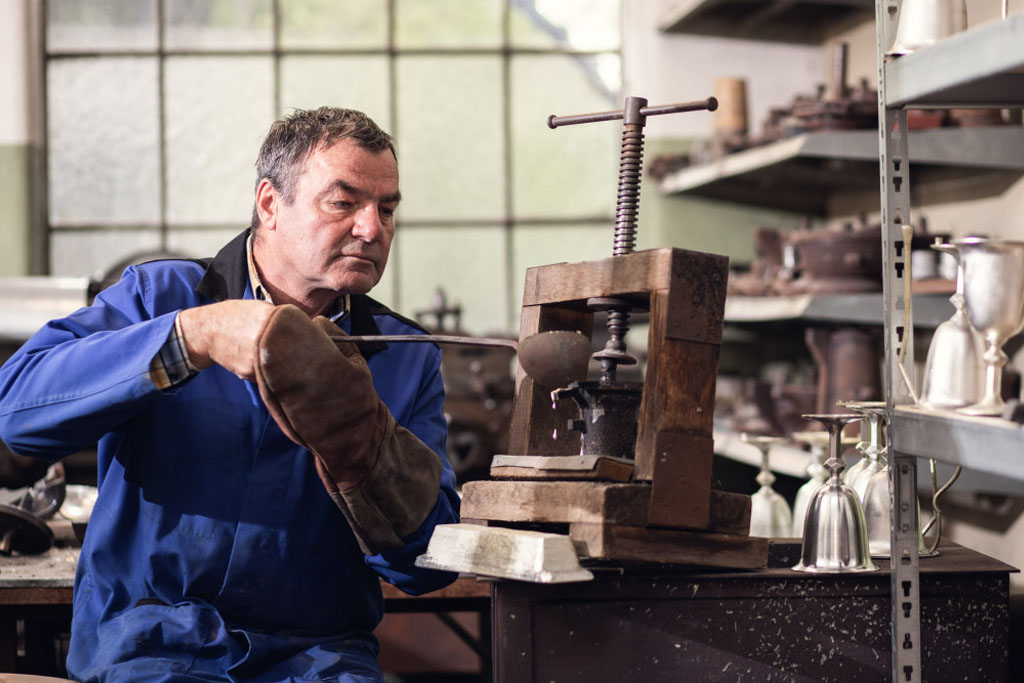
(639, 97, 718, 118)
(547, 97, 717, 128)
(328, 334, 517, 352)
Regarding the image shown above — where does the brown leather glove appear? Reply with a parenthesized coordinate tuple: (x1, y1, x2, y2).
(253, 304, 441, 554)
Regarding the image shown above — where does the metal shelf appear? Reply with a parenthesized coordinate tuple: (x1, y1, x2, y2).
(885, 13, 1024, 108)
(891, 405, 1024, 489)
(725, 292, 953, 327)
(713, 428, 811, 477)
(0, 276, 91, 344)
(658, 0, 873, 44)
(714, 422, 1018, 496)
(658, 127, 1024, 215)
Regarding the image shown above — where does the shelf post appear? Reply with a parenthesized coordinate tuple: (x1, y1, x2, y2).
(877, 1, 923, 682)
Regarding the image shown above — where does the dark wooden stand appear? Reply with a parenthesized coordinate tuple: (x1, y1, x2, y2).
(464, 248, 768, 568)
(491, 542, 1014, 682)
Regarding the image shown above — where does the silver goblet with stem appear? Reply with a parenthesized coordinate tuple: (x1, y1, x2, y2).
(741, 433, 792, 538)
(790, 430, 828, 537)
(952, 237, 1024, 416)
(838, 401, 887, 502)
(920, 241, 985, 410)
(793, 413, 877, 573)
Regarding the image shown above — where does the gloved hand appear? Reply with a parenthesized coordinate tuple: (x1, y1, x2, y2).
(252, 305, 441, 553)
(253, 304, 388, 490)
(177, 300, 275, 380)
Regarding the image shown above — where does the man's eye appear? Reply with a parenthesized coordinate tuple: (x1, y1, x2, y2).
(381, 207, 396, 218)
(330, 200, 354, 209)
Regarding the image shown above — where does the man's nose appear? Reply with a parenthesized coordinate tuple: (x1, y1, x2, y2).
(352, 204, 384, 241)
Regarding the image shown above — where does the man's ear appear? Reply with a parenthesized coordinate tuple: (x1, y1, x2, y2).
(255, 179, 280, 231)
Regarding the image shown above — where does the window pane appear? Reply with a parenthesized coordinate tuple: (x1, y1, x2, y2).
(50, 229, 162, 278)
(395, 0, 501, 49)
(511, 223, 612, 317)
(512, 54, 620, 219)
(47, 0, 158, 53)
(280, 56, 391, 131)
(164, 0, 273, 50)
(166, 228, 242, 259)
(511, 0, 620, 50)
(397, 56, 504, 221)
(280, 0, 387, 49)
(48, 58, 160, 226)
(396, 226, 507, 335)
(164, 57, 275, 226)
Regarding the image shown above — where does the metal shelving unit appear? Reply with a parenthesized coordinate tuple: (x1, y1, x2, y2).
(658, 126, 1024, 215)
(876, 7, 1024, 682)
(891, 406, 1024, 480)
(884, 13, 1024, 107)
(659, 0, 874, 43)
(725, 291, 954, 326)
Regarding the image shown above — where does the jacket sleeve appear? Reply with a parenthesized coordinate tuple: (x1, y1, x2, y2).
(0, 266, 181, 460)
(364, 343, 462, 595)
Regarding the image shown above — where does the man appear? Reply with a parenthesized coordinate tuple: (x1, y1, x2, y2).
(0, 107, 460, 682)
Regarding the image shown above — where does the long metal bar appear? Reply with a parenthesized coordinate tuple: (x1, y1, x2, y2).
(328, 334, 517, 351)
(876, 1, 922, 681)
(546, 97, 717, 128)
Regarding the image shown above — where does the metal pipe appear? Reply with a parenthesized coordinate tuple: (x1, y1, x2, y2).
(328, 334, 517, 351)
(547, 97, 717, 129)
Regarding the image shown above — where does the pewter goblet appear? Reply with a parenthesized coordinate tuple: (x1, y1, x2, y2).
(862, 468, 937, 559)
(790, 429, 858, 536)
(790, 431, 829, 537)
(741, 433, 792, 538)
(839, 415, 870, 486)
(953, 237, 1024, 416)
(793, 414, 877, 573)
(838, 401, 887, 502)
(920, 242, 985, 410)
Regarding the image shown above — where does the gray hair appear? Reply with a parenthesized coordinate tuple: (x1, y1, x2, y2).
(250, 107, 395, 230)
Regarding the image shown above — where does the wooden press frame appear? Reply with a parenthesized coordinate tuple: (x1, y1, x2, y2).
(506, 247, 729, 529)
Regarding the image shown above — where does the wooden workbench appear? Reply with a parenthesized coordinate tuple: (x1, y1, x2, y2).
(0, 546, 490, 678)
(492, 541, 1015, 682)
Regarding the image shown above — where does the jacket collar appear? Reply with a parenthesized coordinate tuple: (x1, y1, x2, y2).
(195, 229, 388, 357)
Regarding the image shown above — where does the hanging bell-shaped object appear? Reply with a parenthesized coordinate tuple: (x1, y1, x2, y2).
(888, 0, 967, 56)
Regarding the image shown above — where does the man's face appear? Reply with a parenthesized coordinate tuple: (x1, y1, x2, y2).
(262, 137, 400, 297)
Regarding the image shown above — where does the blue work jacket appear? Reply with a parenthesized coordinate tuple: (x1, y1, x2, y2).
(0, 231, 460, 682)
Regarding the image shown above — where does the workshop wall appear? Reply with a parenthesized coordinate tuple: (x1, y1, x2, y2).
(0, 0, 44, 276)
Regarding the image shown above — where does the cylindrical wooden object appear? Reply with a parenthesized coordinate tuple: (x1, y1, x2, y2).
(713, 77, 748, 136)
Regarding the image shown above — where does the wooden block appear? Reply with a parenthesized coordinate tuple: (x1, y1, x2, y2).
(508, 304, 593, 456)
(569, 523, 768, 570)
(704, 490, 750, 536)
(462, 480, 750, 535)
(520, 249, 727, 342)
(490, 455, 634, 482)
(635, 289, 721, 480)
(461, 480, 650, 526)
(648, 432, 713, 529)
(521, 249, 687, 307)
(662, 249, 728, 345)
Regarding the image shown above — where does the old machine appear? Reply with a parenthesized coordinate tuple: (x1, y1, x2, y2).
(415, 95, 771, 582)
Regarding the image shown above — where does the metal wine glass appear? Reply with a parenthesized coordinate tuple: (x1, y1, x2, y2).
(952, 237, 1024, 416)
(920, 242, 985, 410)
(793, 413, 877, 573)
(741, 433, 792, 538)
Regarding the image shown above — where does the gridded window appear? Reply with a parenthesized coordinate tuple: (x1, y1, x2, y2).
(44, 0, 622, 333)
